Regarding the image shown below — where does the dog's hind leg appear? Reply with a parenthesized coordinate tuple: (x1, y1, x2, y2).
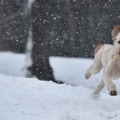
(91, 79, 104, 99)
(85, 51, 102, 79)
(103, 70, 117, 96)
(102, 59, 117, 96)
(93, 79, 105, 95)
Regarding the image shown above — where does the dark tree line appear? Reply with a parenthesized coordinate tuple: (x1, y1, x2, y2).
(0, 0, 29, 53)
(0, 0, 120, 81)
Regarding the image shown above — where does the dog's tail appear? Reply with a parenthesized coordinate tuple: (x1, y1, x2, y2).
(94, 43, 104, 56)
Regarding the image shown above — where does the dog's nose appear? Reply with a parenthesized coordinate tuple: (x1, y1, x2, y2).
(118, 41, 120, 44)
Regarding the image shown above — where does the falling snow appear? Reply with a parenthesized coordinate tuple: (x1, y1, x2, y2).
(0, 1, 120, 119)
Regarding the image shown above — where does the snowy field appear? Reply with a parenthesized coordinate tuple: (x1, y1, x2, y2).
(0, 52, 120, 120)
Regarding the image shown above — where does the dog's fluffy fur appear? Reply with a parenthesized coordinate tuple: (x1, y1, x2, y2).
(85, 25, 120, 96)
(94, 43, 104, 56)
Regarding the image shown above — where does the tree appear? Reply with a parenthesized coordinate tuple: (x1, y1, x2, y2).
(29, 0, 56, 81)
(27, 0, 78, 81)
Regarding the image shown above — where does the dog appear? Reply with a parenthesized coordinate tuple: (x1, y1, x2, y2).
(85, 25, 120, 96)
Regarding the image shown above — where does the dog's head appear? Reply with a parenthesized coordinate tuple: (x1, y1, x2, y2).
(114, 32, 120, 48)
(111, 25, 120, 41)
(111, 25, 120, 48)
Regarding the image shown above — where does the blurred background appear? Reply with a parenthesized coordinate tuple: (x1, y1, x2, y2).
(0, 0, 120, 81)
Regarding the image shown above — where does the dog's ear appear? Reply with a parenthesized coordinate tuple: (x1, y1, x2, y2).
(94, 43, 104, 57)
(111, 25, 120, 41)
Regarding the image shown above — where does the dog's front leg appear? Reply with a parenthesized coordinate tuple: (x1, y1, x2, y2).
(85, 65, 93, 79)
(85, 51, 102, 79)
(85, 62, 102, 79)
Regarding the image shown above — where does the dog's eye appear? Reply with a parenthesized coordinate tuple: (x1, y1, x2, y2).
(118, 41, 120, 44)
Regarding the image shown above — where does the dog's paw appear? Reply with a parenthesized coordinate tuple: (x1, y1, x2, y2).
(109, 90, 117, 96)
(90, 92, 100, 99)
(85, 72, 91, 79)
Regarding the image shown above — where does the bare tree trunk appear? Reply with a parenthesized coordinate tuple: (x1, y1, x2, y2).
(30, 0, 55, 81)
(27, 0, 77, 81)
(62, 0, 76, 57)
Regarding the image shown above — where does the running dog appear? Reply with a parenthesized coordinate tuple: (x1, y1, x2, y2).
(85, 25, 120, 96)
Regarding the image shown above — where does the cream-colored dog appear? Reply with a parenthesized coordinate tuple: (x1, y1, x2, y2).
(85, 25, 120, 96)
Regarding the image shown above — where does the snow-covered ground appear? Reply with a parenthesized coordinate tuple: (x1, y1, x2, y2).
(0, 52, 120, 120)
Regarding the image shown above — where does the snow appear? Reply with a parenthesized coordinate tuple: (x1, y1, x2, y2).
(27, 0, 35, 10)
(0, 52, 120, 120)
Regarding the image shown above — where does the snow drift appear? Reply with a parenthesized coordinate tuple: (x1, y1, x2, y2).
(0, 52, 120, 120)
